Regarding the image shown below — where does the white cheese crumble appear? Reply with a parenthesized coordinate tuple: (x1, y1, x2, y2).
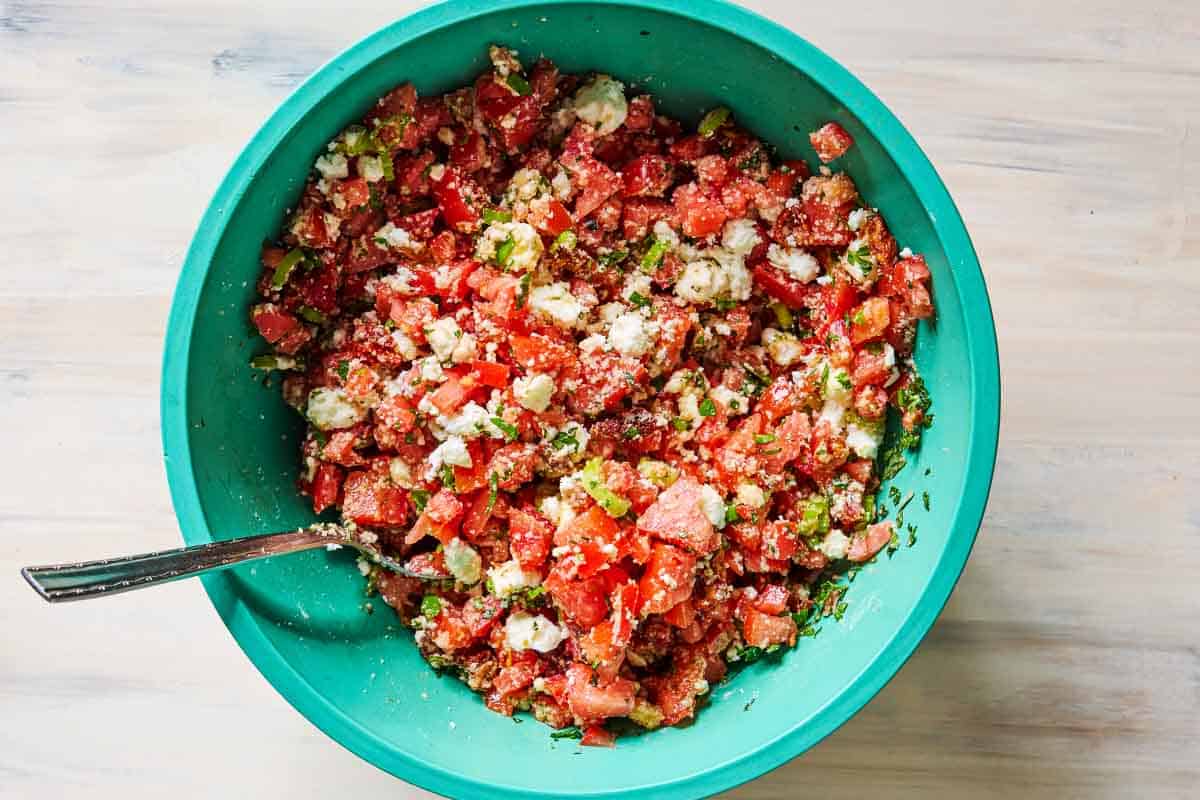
(504, 611, 567, 653)
(846, 420, 883, 459)
(314, 152, 349, 180)
(761, 328, 805, 366)
(721, 218, 761, 257)
(513, 373, 556, 412)
(821, 529, 851, 560)
(673, 245, 752, 305)
(419, 356, 446, 383)
(428, 436, 472, 474)
(606, 311, 658, 356)
(847, 208, 869, 231)
(488, 559, 542, 598)
(698, 484, 727, 529)
(766, 243, 819, 283)
(475, 220, 544, 272)
(389, 457, 414, 488)
(443, 538, 482, 585)
(528, 282, 584, 328)
(710, 385, 748, 416)
(426, 317, 462, 362)
(551, 168, 572, 200)
(390, 329, 418, 360)
(356, 154, 387, 183)
(579, 333, 607, 354)
(735, 482, 766, 508)
(306, 388, 366, 431)
(374, 222, 419, 251)
(440, 401, 494, 440)
(621, 273, 653, 304)
(572, 74, 628, 136)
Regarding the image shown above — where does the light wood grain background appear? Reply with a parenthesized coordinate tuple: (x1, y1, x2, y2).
(2, 0, 1197, 797)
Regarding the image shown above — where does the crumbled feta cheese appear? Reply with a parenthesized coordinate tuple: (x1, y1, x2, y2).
(621, 273, 653, 304)
(322, 213, 342, 242)
(513, 373, 556, 412)
(426, 317, 462, 362)
(551, 169, 572, 200)
(426, 163, 446, 182)
(846, 420, 883, 459)
(419, 357, 446, 383)
(475, 221, 544, 272)
(677, 394, 701, 423)
(579, 333, 607, 354)
(507, 168, 545, 203)
(882, 343, 897, 368)
(443, 538, 483, 585)
(380, 268, 419, 296)
(374, 222, 419, 251)
(843, 237, 876, 282)
(606, 311, 658, 357)
(428, 436, 472, 474)
(825, 365, 853, 404)
(847, 208, 869, 231)
(710, 385, 748, 416)
(698, 484, 727, 529)
(653, 220, 680, 248)
(721, 218, 761, 257)
(451, 332, 477, 364)
(504, 611, 567, 653)
(356, 154, 386, 183)
(440, 401, 493, 439)
(390, 329, 418, 360)
(815, 274, 833, 286)
(306, 387, 365, 431)
(488, 559, 542, 598)
(674, 248, 752, 304)
(762, 328, 805, 366)
(389, 457, 414, 488)
(767, 243, 819, 283)
(314, 152, 349, 180)
(735, 482, 766, 508)
(899, 246, 914, 259)
(529, 282, 584, 328)
(821, 529, 851, 560)
(572, 74, 628, 136)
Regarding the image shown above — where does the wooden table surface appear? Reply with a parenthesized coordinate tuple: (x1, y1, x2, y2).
(2, 0, 1197, 797)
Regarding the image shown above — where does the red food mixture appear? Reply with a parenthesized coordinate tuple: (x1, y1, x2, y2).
(250, 45, 935, 744)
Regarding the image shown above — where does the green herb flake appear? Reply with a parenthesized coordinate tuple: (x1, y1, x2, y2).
(622, 426, 640, 440)
(598, 249, 629, 269)
(270, 248, 306, 289)
(698, 397, 717, 417)
(494, 233, 516, 267)
(846, 244, 873, 272)
(754, 433, 776, 445)
(551, 429, 580, 451)
(629, 291, 652, 308)
(297, 305, 326, 324)
(410, 489, 430, 514)
(505, 73, 533, 96)
(640, 238, 669, 272)
(486, 472, 499, 513)
(552, 230, 577, 251)
(551, 727, 583, 740)
(336, 360, 350, 381)
(922, 491, 931, 511)
(515, 272, 532, 309)
(698, 106, 732, 138)
(482, 208, 514, 224)
(671, 417, 691, 432)
(420, 595, 442, 618)
(491, 416, 519, 442)
(725, 505, 742, 524)
(440, 464, 456, 491)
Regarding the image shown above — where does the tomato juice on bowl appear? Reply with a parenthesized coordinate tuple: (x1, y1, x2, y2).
(161, 1, 999, 797)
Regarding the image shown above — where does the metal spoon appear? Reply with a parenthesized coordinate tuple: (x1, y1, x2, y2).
(21, 523, 436, 603)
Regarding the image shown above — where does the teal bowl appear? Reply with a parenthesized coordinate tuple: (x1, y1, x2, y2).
(160, 0, 1000, 796)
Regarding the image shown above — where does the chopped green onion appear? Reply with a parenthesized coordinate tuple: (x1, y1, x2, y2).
(338, 125, 379, 156)
(725, 505, 742, 524)
(491, 416, 519, 442)
(495, 233, 516, 267)
(336, 360, 350, 380)
(628, 291, 652, 308)
(380, 154, 395, 181)
(505, 73, 533, 96)
(754, 433, 776, 445)
(486, 472, 499, 513)
(581, 457, 631, 517)
(482, 208, 513, 224)
(598, 249, 629, 269)
(515, 272, 532, 309)
(769, 301, 793, 329)
(410, 489, 430, 513)
(420, 595, 442, 618)
(551, 230, 577, 251)
(297, 305, 326, 324)
(249, 354, 304, 371)
(270, 248, 306, 289)
(797, 496, 830, 538)
(550, 726, 582, 740)
(671, 417, 691, 432)
(697, 106, 731, 138)
(640, 238, 669, 272)
(698, 397, 717, 417)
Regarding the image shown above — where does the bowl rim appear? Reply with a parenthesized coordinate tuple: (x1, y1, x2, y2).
(160, 0, 1001, 797)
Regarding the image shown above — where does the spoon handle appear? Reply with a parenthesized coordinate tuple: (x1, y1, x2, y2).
(21, 529, 329, 603)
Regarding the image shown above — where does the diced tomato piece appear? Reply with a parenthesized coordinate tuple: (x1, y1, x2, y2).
(610, 581, 639, 645)
(430, 166, 480, 232)
(494, 659, 538, 697)
(572, 158, 622, 220)
(753, 584, 790, 615)
(425, 489, 464, 525)
(663, 597, 696, 628)
(761, 410, 811, 473)
(636, 477, 718, 555)
(851, 346, 891, 387)
(849, 296, 890, 345)
(581, 725, 616, 748)
(470, 360, 510, 388)
(668, 134, 715, 163)
(460, 489, 496, 542)
(672, 182, 728, 238)
(311, 462, 343, 514)
(752, 264, 817, 309)
(742, 607, 798, 649)
(330, 177, 370, 215)
(565, 663, 636, 722)
(809, 122, 854, 162)
(528, 197, 573, 236)
(567, 353, 647, 417)
(848, 520, 894, 562)
(428, 606, 474, 651)
(544, 567, 609, 629)
(622, 154, 674, 197)
(341, 468, 408, 527)
(450, 130, 490, 173)
(625, 95, 655, 131)
(557, 503, 620, 547)
(637, 544, 698, 616)
(844, 458, 875, 485)
(322, 430, 366, 467)
(406, 509, 458, 546)
(428, 374, 471, 415)
(251, 304, 299, 343)
(509, 507, 553, 569)
(403, 550, 450, 579)
(393, 207, 441, 241)
(646, 647, 706, 725)
(510, 334, 575, 373)
(487, 443, 538, 491)
(621, 197, 675, 240)
(462, 595, 504, 639)
(823, 278, 860, 327)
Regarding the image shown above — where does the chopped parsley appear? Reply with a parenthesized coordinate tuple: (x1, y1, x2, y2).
(491, 416, 519, 441)
(505, 73, 533, 96)
(410, 489, 430, 514)
(697, 106, 731, 138)
(846, 244, 873, 273)
(550, 726, 583, 740)
(494, 233, 516, 267)
(698, 397, 717, 417)
(336, 359, 350, 380)
(622, 426, 641, 440)
(439, 464, 456, 491)
(922, 491, 931, 511)
(551, 429, 580, 451)
(420, 595, 442, 618)
(515, 272, 532, 309)
(598, 249, 629, 269)
(482, 208, 513, 224)
(628, 291, 652, 308)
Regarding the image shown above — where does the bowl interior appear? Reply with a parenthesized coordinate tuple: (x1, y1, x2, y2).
(163, 2, 996, 797)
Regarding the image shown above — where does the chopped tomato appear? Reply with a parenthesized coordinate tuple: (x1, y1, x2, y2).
(565, 663, 636, 722)
(848, 521, 894, 562)
(742, 608, 798, 649)
(638, 544, 697, 616)
(622, 154, 674, 197)
(809, 121, 854, 162)
(849, 296, 890, 345)
(341, 468, 408, 527)
(509, 507, 553, 569)
(311, 462, 343, 514)
(636, 477, 717, 555)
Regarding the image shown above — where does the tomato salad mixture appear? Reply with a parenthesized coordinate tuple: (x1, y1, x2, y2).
(250, 46, 935, 746)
